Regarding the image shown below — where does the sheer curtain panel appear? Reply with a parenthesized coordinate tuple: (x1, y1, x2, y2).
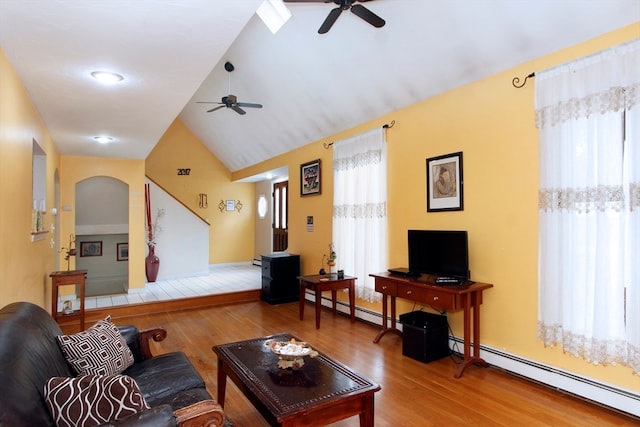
(536, 39, 639, 374)
(332, 128, 387, 302)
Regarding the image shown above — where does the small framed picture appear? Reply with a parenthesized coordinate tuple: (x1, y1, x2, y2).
(426, 151, 463, 212)
(80, 241, 102, 257)
(300, 159, 321, 196)
(117, 243, 128, 261)
(226, 200, 236, 211)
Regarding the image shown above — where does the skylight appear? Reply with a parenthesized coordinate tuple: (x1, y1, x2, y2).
(256, 0, 291, 34)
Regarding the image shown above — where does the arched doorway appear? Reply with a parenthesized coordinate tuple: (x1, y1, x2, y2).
(75, 177, 129, 296)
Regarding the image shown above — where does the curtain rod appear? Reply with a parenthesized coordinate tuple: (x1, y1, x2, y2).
(512, 72, 535, 88)
(513, 38, 639, 89)
(323, 120, 395, 149)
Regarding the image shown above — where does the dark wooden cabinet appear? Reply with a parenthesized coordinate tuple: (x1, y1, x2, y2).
(261, 253, 300, 304)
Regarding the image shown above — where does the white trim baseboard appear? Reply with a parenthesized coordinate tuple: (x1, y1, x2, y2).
(304, 292, 640, 418)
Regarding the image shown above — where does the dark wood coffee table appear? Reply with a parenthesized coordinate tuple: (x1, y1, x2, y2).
(212, 333, 380, 426)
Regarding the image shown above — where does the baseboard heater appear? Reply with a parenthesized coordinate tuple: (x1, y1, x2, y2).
(304, 292, 640, 418)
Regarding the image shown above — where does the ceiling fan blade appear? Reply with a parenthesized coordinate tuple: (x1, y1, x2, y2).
(351, 4, 385, 28)
(318, 6, 342, 34)
(196, 101, 222, 104)
(206, 105, 226, 113)
(283, 0, 334, 3)
(236, 102, 263, 109)
(231, 106, 247, 115)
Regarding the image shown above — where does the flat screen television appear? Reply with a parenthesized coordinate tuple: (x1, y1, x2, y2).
(408, 230, 469, 280)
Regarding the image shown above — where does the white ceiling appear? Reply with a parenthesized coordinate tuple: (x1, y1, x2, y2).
(1, 1, 638, 177)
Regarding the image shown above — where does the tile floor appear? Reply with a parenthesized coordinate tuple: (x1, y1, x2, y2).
(84, 262, 262, 310)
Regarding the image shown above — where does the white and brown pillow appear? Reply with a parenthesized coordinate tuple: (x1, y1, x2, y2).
(56, 315, 134, 376)
(44, 374, 150, 427)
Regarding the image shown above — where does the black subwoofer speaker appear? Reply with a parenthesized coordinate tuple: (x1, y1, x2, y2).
(399, 311, 449, 363)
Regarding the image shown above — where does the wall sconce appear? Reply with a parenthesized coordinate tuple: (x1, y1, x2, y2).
(218, 200, 243, 213)
(198, 193, 208, 208)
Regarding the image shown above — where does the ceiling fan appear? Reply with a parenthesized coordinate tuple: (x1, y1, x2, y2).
(197, 62, 263, 115)
(284, 0, 385, 34)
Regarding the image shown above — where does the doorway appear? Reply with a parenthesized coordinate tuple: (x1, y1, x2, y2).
(75, 177, 129, 296)
(272, 180, 288, 252)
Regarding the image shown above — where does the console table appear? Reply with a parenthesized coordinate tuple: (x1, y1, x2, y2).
(370, 272, 493, 378)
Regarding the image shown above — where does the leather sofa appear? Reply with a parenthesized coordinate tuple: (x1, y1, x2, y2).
(0, 301, 225, 427)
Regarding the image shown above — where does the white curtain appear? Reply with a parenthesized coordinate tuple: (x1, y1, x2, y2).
(536, 39, 640, 374)
(332, 128, 387, 302)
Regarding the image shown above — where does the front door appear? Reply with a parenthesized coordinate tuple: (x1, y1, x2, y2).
(272, 181, 288, 252)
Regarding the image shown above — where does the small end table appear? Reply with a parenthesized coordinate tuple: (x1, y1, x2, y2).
(50, 270, 87, 332)
(298, 274, 356, 329)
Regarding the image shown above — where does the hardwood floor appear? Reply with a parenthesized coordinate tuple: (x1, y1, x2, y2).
(116, 300, 637, 426)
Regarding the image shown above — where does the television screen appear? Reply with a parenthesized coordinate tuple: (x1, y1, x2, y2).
(408, 230, 469, 279)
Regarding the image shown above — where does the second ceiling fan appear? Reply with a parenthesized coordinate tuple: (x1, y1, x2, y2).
(284, 0, 385, 34)
(197, 61, 263, 115)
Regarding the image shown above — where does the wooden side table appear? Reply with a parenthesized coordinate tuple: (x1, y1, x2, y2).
(298, 274, 356, 329)
(50, 270, 87, 331)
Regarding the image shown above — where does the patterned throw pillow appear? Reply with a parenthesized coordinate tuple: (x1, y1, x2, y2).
(57, 315, 134, 376)
(44, 374, 150, 427)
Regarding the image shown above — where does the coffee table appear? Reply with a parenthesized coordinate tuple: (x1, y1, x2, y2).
(212, 333, 380, 426)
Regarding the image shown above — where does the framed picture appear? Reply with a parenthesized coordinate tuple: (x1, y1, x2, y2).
(117, 243, 129, 261)
(426, 151, 463, 212)
(225, 200, 236, 211)
(300, 159, 321, 196)
(80, 241, 102, 257)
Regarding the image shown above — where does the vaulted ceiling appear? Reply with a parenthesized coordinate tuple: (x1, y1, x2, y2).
(1, 1, 638, 179)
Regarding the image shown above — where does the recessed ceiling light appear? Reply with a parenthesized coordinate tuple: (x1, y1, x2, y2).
(90, 71, 124, 84)
(93, 136, 113, 144)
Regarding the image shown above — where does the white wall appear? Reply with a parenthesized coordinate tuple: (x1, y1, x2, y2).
(76, 176, 128, 234)
(146, 180, 209, 280)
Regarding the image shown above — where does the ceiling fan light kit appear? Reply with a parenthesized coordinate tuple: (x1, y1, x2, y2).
(284, 0, 385, 34)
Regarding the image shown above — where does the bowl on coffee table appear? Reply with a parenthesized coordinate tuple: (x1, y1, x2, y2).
(266, 338, 318, 370)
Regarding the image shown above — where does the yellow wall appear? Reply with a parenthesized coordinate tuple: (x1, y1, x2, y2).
(0, 47, 59, 309)
(59, 156, 147, 291)
(234, 146, 336, 273)
(146, 119, 255, 264)
(234, 25, 640, 392)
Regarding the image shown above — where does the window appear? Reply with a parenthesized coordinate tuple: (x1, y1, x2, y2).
(535, 40, 639, 374)
(257, 194, 268, 219)
(332, 128, 387, 302)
